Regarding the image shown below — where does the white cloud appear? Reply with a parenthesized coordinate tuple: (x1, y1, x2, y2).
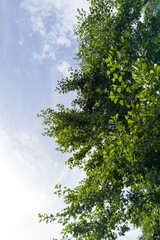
(21, 0, 89, 61)
(56, 60, 70, 77)
(0, 126, 86, 240)
(31, 15, 45, 36)
(0, 128, 64, 240)
(33, 43, 56, 63)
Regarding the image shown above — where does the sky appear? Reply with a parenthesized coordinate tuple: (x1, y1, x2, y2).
(0, 0, 141, 239)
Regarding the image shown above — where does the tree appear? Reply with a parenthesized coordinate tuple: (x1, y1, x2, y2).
(38, 0, 160, 239)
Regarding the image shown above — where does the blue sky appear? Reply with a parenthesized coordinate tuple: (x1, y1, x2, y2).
(0, 0, 141, 239)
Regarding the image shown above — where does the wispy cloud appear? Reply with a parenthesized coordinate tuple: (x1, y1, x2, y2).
(21, 0, 89, 61)
(31, 15, 45, 36)
(0, 126, 85, 240)
(0, 127, 67, 240)
(56, 60, 70, 77)
(33, 43, 56, 63)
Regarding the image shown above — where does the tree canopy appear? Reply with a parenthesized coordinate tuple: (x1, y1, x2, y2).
(38, 0, 160, 239)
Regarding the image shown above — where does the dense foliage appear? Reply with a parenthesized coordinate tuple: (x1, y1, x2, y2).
(38, 0, 160, 239)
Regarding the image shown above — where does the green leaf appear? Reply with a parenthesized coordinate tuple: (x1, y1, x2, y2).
(119, 100, 124, 106)
(117, 87, 121, 93)
(150, 70, 154, 74)
(118, 76, 122, 82)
